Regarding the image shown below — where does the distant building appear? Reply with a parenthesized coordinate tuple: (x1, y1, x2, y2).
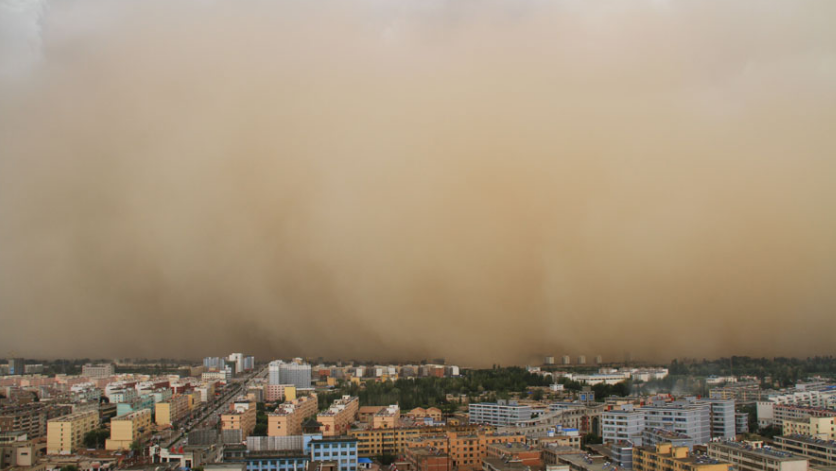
(82, 363, 115, 378)
(546, 357, 556, 365)
(594, 356, 603, 365)
(269, 360, 312, 389)
(562, 356, 571, 366)
(577, 356, 587, 366)
(8, 359, 25, 376)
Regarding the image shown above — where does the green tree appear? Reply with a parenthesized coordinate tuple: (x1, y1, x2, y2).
(83, 429, 109, 449)
(60, 466, 79, 471)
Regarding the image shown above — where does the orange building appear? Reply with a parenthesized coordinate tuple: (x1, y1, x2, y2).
(405, 447, 451, 471)
(268, 393, 318, 437)
(359, 406, 386, 423)
(318, 396, 359, 437)
(485, 442, 542, 467)
(408, 432, 526, 471)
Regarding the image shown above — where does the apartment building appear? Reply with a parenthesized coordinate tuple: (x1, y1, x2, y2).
(156, 394, 190, 426)
(700, 399, 737, 440)
(408, 431, 526, 471)
(318, 396, 359, 437)
(759, 404, 836, 429)
(268, 394, 319, 437)
(372, 405, 399, 430)
(265, 385, 297, 403)
(106, 409, 152, 450)
(642, 400, 710, 446)
(469, 402, 532, 427)
(782, 417, 836, 440)
(348, 425, 487, 457)
(309, 438, 358, 471)
(269, 360, 312, 389)
(0, 403, 72, 439)
(405, 447, 450, 471)
(602, 409, 645, 445)
(46, 409, 99, 454)
(222, 401, 257, 440)
(707, 441, 808, 471)
(773, 435, 836, 467)
(633, 444, 730, 471)
(709, 384, 765, 403)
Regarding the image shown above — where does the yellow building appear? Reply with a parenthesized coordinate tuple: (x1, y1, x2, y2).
(222, 400, 257, 439)
(155, 394, 190, 426)
(349, 425, 491, 457)
(268, 394, 318, 437)
(634, 443, 732, 471)
(408, 431, 526, 471)
(318, 396, 360, 437)
(783, 416, 836, 439)
(106, 409, 152, 451)
(46, 409, 98, 454)
(372, 405, 400, 429)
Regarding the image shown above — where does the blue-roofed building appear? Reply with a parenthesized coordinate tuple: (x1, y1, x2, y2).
(309, 438, 358, 471)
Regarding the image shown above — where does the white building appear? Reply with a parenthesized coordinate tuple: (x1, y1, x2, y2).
(469, 401, 533, 427)
(81, 363, 114, 378)
(602, 407, 645, 445)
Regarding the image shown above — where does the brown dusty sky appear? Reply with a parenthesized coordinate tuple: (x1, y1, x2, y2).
(1, 0, 835, 366)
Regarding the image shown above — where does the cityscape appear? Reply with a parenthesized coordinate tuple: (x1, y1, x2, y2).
(2, 2, 836, 471)
(2, 355, 836, 471)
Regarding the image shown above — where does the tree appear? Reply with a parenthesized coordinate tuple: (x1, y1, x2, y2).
(83, 429, 109, 449)
(582, 433, 602, 448)
(130, 440, 143, 454)
(531, 389, 544, 401)
(60, 466, 79, 471)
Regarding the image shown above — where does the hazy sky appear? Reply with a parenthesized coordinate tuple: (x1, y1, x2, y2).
(1, 0, 835, 366)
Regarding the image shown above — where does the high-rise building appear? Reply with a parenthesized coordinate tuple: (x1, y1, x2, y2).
(595, 356, 603, 365)
(577, 356, 587, 365)
(268, 394, 318, 437)
(203, 357, 224, 371)
(562, 356, 571, 365)
(228, 353, 244, 374)
(269, 359, 312, 389)
(545, 357, 555, 365)
(244, 356, 255, 371)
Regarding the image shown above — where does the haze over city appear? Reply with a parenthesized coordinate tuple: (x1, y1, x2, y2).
(2, 0, 836, 366)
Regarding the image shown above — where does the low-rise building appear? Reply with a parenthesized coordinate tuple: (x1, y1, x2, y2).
(310, 438, 358, 471)
(707, 441, 808, 471)
(469, 402, 532, 427)
(372, 405, 399, 430)
(633, 443, 730, 471)
(222, 400, 257, 440)
(155, 394, 190, 426)
(783, 418, 836, 440)
(773, 435, 836, 467)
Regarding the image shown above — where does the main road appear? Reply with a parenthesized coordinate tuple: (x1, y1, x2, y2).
(165, 364, 268, 448)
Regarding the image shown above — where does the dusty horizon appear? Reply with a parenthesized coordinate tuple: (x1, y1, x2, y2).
(1, 0, 835, 368)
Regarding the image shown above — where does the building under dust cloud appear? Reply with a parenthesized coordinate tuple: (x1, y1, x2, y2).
(1, 0, 835, 366)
